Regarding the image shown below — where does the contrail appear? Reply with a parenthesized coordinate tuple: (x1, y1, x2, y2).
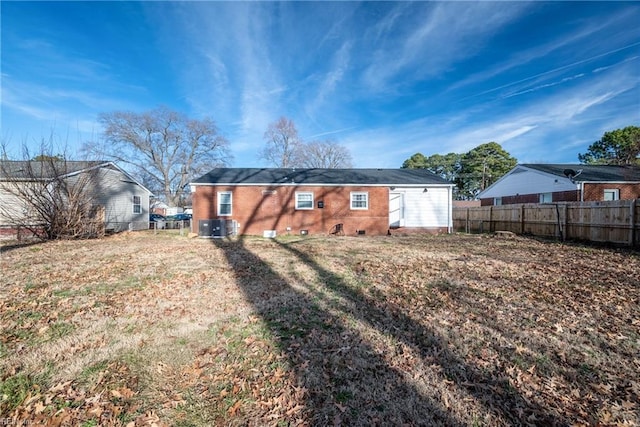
(305, 127, 357, 139)
(461, 41, 640, 101)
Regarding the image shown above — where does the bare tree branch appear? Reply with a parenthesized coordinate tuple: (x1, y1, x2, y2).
(259, 117, 303, 168)
(83, 106, 231, 206)
(298, 140, 353, 168)
(259, 118, 352, 168)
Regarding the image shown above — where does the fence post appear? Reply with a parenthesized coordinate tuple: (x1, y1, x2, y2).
(466, 208, 470, 234)
(520, 204, 525, 235)
(489, 206, 493, 233)
(563, 204, 569, 241)
(630, 199, 637, 247)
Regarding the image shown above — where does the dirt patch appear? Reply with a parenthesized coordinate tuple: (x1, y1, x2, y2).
(1, 231, 639, 425)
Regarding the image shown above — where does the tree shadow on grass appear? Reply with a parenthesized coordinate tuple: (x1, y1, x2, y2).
(212, 237, 566, 426)
(212, 237, 463, 426)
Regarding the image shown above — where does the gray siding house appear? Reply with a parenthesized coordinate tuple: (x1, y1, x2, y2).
(0, 160, 152, 237)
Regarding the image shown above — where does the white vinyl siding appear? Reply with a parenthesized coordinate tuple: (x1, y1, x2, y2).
(218, 191, 232, 216)
(295, 192, 314, 210)
(350, 192, 369, 210)
(399, 187, 451, 228)
(480, 167, 576, 199)
(81, 167, 150, 231)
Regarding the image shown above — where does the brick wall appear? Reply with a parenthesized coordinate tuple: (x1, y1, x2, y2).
(192, 185, 391, 236)
(481, 190, 581, 206)
(481, 184, 640, 206)
(582, 183, 640, 201)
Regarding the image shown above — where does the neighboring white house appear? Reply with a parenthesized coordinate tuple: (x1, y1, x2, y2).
(478, 164, 640, 206)
(0, 160, 152, 237)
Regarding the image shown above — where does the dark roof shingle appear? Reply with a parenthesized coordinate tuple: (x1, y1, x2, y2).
(522, 164, 640, 182)
(192, 168, 452, 186)
(0, 161, 108, 180)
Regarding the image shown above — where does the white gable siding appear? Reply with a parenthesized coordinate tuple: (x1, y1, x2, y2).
(395, 187, 451, 228)
(90, 168, 150, 231)
(480, 168, 577, 198)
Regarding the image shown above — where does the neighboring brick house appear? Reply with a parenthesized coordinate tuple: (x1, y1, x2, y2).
(189, 168, 454, 236)
(478, 164, 640, 206)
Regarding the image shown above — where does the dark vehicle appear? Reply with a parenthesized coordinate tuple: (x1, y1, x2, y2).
(166, 213, 191, 221)
(149, 213, 166, 229)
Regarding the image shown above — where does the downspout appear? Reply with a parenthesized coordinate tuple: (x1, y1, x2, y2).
(448, 186, 453, 234)
(579, 181, 584, 202)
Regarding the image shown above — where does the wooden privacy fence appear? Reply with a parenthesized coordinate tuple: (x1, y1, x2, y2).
(453, 199, 640, 247)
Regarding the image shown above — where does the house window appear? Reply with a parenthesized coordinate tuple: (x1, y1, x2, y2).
(295, 192, 314, 210)
(539, 192, 552, 203)
(218, 191, 232, 216)
(350, 192, 369, 210)
(603, 189, 619, 201)
(494, 197, 502, 206)
(132, 195, 141, 214)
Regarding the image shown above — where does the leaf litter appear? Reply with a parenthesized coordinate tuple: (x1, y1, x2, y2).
(0, 231, 638, 426)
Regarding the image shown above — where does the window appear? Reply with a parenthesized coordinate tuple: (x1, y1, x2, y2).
(603, 189, 619, 201)
(218, 191, 232, 216)
(494, 197, 502, 206)
(132, 195, 141, 214)
(295, 192, 314, 210)
(539, 192, 552, 203)
(350, 192, 369, 210)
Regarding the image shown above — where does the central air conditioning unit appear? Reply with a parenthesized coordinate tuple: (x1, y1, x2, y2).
(199, 219, 238, 238)
(198, 219, 213, 237)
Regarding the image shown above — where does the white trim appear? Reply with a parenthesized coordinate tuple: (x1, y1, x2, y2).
(540, 192, 553, 203)
(295, 191, 314, 210)
(217, 191, 232, 216)
(350, 191, 369, 210)
(190, 182, 455, 188)
(603, 188, 620, 201)
(132, 195, 142, 214)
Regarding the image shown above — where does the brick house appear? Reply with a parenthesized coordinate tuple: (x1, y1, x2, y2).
(478, 164, 640, 206)
(189, 168, 454, 236)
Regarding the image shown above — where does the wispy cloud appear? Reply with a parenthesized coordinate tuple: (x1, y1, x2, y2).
(449, 8, 638, 94)
(341, 59, 638, 167)
(362, 2, 530, 91)
(459, 41, 640, 102)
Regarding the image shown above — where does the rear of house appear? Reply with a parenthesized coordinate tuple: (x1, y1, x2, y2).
(190, 168, 454, 237)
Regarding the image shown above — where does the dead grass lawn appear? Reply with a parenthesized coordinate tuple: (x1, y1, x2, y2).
(1, 231, 639, 426)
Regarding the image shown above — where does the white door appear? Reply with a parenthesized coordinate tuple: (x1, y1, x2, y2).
(389, 192, 404, 227)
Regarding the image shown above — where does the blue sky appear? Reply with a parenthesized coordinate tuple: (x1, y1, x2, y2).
(2, 1, 639, 168)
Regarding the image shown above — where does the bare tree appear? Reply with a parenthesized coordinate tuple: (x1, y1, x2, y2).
(298, 139, 353, 168)
(259, 117, 353, 169)
(259, 117, 303, 168)
(0, 146, 104, 240)
(84, 106, 230, 206)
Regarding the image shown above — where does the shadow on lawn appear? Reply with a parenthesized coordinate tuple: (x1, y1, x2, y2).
(212, 237, 565, 426)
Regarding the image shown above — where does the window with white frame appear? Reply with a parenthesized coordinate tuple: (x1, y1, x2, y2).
(218, 191, 232, 216)
(494, 197, 502, 206)
(603, 189, 619, 201)
(295, 192, 314, 210)
(132, 195, 141, 214)
(350, 192, 369, 210)
(539, 192, 552, 203)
